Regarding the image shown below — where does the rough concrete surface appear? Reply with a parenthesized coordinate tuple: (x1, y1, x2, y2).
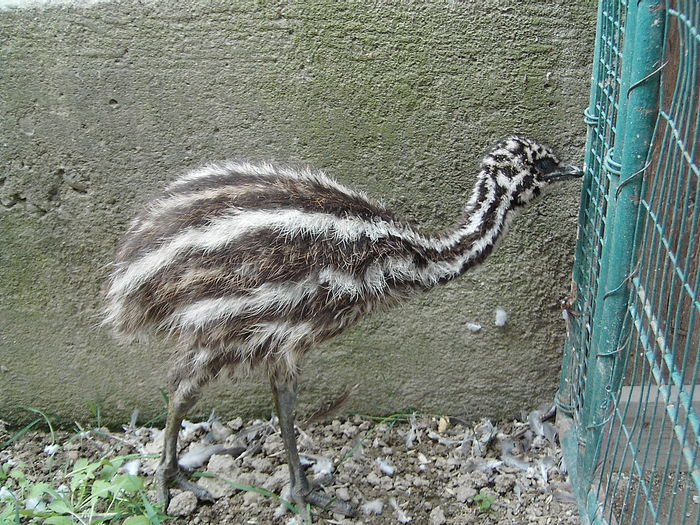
(0, 0, 595, 427)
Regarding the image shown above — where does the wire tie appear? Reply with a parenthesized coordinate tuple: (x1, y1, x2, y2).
(555, 396, 576, 414)
(603, 279, 628, 299)
(583, 107, 600, 126)
(597, 346, 623, 357)
(603, 149, 622, 176)
(596, 319, 632, 355)
(587, 410, 614, 429)
(603, 265, 639, 300)
(627, 60, 668, 96)
(586, 390, 617, 429)
(608, 325, 633, 356)
(615, 159, 651, 198)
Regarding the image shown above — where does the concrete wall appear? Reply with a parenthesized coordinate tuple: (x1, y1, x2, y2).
(0, 0, 595, 427)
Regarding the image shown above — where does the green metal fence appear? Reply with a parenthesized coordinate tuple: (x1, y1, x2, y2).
(556, 1, 699, 524)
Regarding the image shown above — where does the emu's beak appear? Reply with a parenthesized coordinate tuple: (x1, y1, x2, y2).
(544, 164, 584, 182)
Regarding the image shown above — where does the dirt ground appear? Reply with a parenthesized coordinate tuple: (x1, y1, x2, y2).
(0, 408, 580, 524)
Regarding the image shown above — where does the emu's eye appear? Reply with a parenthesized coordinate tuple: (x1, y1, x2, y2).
(534, 157, 558, 174)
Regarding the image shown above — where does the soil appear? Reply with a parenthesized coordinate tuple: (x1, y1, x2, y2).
(0, 408, 579, 524)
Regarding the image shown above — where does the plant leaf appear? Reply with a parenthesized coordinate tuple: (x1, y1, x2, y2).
(140, 493, 161, 524)
(100, 464, 118, 481)
(0, 418, 42, 451)
(91, 479, 113, 499)
(122, 515, 152, 525)
(48, 498, 73, 514)
(9, 468, 26, 481)
(113, 474, 143, 493)
(44, 517, 77, 525)
(71, 458, 89, 473)
(27, 481, 50, 499)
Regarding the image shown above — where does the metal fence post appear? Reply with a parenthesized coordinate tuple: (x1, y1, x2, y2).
(579, 0, 666, 520)
(556, 2, 614, 518)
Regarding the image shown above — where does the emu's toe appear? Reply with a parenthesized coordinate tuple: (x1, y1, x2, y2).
(310, 472, 335, 487)
(155, 465, 216, 507)
(295, 486, 356, 518)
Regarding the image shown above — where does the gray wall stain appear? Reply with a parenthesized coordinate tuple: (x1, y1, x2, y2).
(0, 0, 595, 427)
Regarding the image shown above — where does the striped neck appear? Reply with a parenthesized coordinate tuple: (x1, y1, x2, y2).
(408, 171, 519, 287)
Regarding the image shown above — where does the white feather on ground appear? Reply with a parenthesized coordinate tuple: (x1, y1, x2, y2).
(376, 457, 395, 476)
(465, 322, 482, 332)
(178, 444, 227, 470)
(361, 499, 385, 515)
(43, 444, 60, 456)
(121, 459, 140, 476)
(390, 497, 412, 523)
(495, 307, 508, 326)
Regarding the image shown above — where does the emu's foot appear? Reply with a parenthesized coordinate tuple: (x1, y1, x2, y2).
(155, 466, 216, 507)
(294, 486, 356, 518)
(311, 472, 335, 487)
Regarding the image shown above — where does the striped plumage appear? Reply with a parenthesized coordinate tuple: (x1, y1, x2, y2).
(104, 135, 581, 516)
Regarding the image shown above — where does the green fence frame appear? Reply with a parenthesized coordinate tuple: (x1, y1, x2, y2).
(557, 1, 699, 524)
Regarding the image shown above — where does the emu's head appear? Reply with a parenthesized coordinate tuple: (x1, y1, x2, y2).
(480, 135, 583, 207)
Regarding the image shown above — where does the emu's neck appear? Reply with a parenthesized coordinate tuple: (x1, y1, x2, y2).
(401, 172, 518, 289)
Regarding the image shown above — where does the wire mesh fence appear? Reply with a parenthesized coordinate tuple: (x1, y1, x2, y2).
(557, 1, 699, 524)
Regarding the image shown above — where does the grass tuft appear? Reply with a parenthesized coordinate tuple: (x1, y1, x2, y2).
(1, 453, 171, 524)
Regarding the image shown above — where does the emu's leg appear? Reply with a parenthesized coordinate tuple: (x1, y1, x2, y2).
(155, 380, 215, 506)
(270, 374, 356, 518)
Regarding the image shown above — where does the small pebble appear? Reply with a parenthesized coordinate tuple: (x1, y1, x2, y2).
(456, 485, 477, 502)
(468, 470, 490, 489)
(24, 497, 45, 512)
(262, 465, 289, 492)
(227, 417, 243, 431)
(243, 490, 262, 505)
(494, 473, 516, 493)
(262, 433, 283, 455)
(167, 490, 198, 517)
(412, 476, 430, 487)
(366, 471, 381, 486)
(250, 456, 273, 474)
(430, 505, 447, 525)
(122, 459, 140, 476)
(206, 453, 237, 475)
(336, 486, 351, 501)
(211, 421, 232, 441)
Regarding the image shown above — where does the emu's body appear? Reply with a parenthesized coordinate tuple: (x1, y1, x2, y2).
(104, 136, 581, 517)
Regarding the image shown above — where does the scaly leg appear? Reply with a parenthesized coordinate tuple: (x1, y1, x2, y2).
(270, 373, 356, 518)
(155, 380, 215, 506)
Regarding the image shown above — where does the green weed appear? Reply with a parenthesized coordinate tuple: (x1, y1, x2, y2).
(0, 405, 170, 525)
(0, 454, 171, 524)
(473, 491, 496, 513)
